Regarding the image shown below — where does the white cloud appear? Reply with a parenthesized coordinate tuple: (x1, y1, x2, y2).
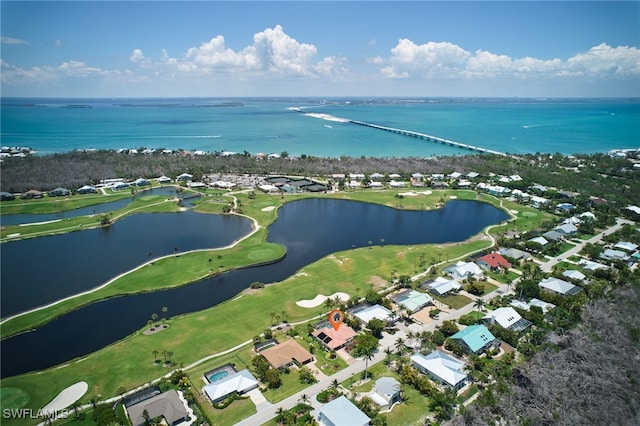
(130, 49, 145, 63)
(1, 36, 29, 45)
(59, 61, 107, 77)
(55, 39, 63, 47)
(1, 60, 56, 85)
(378, 39, 640, 80)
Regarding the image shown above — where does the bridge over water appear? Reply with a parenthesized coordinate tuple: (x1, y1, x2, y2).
(348, 120, 507, 156)
(290, 107, 507, 156)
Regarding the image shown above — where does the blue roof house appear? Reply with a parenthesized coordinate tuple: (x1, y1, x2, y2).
(317, 395, 370, 426)
(450, 325, 498, 354)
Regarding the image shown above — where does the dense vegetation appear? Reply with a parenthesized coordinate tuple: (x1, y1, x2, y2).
(446, 279, 640, 426)
(1, 150, 639, 208)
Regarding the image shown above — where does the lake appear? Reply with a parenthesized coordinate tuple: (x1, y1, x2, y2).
(0, 198, 508, 377)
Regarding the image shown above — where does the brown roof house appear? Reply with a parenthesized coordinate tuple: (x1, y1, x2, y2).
(261, 339, 314, 369)
(126, 390, 193, 426)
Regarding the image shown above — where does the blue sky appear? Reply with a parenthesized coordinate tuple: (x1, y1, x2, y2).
(1, 1, 639, 97)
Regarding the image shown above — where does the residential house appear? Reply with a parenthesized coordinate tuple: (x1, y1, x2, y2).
(578, 258, 609, 272)
(538, 277, 582, 296)
(466, 172, 480, 179)
(126, 390, 192, 426)
(202, 370, 259, 403)
(445, 261, 484, 281)
(500, 248, 530, 263)
(370, 173, 385, 180)
(562, 270, 587, 283)
(410, 350, 467, 391)
(391, 290, 432, 313)
(421, 276, 461, 296)
(450, 325, 498, 354)
(448, 172, 463, 180)
(528, 236, 549, 247)
(176, 173, 193, 181)
(111, 182, 130, 191)
(349, 173, 365, 181)
(388, 180, 407, 188)
(389, 173, 402, 180)
(260, 339, 314, 369)
(510, 298, 556, 314)
(369, 377, 402, 411)
(156, 176, 172, 184)
(542, 230, 564, 242)
(529, 195, 549, 208)
(48, 187, 70, 196)
(351, 304, 395, 324)
(20, 189, 43, 199)
(555, 223, 578, 236)
(476, 252, 512, 271)
(317, 395, 370, 426)
(134, 178, 151, 187)
(312, 324, 357, 351)
(0, 192, 15, 201)
(76, 185, 98, 194)
(483, 307, 531, 332)
(614, 241, 638, 253)
(556, 203, 576, 212)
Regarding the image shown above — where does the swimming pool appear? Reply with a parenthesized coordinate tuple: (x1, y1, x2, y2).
(204, 363, 237, 383)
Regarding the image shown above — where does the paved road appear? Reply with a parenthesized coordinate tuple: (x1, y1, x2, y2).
(235, 218, 633, 426)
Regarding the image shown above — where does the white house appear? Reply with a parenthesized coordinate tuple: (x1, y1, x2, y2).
(538, 277, 582, 296)
(369, 377, 401, 411)
(202, 370, 258, 403)
(445, 261, 484, 281)
(483, 307, 531, 332)
(352, 304, 394, 324)
(317, 395, 370, 426)
(423, 276, 462, 296)
(410, 351, 467, 391)
(562, 270, 587, 283)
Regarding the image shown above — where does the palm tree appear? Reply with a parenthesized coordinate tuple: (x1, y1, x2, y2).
(473, 297, 486, 313)
(330, 379, 339, 393)
(151, 313, 159, 327)
(275, 407, 285, 424)
(299, 393, 310, 405)
(152, 350, 159, 363)
(395, 337, 406, 355)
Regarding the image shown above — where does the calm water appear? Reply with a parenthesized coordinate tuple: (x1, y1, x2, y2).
(0, 187, 179, 226)
(0, 211, 252, 317)
(0, 198, 508, 377)
(1, 98, 638, 157)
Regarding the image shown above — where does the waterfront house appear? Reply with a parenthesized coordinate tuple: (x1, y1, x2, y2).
(20, 189, 43, 199)
(538, 277, 582, 297)
(202, 369, 259, 403)
(476, 252, 512, 271)
(76, 185, 98, 194)
(370, 377, 401, 411)
(483, 307, 531, 332)
(176, 173, 193, 181)
(312, 324, 357, 351)
(317, 395, 370, 426)
(0, 191, 15, 201)
(126, 389, 192, 426)
(134, 178, 151, 187)
(260, 339, 314, 369)
(410, 350, 467, 391)
(450, 325, 498, 354)
(156, 175, 172, 183)
(49, 187, 71, 197)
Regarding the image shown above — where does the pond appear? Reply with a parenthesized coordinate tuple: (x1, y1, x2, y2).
(0, 198, 508, 377)
(0, 187, 181, 226)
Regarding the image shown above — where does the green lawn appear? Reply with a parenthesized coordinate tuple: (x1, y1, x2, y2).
(208, 396, 256, 426)
(434, 293, 473, 310)
(0, 188, 517, 426)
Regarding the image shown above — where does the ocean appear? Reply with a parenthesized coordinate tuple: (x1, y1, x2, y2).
(1, 97, 638, 157)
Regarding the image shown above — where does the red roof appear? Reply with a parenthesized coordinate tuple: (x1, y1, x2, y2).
(312, 325, 357, 350)
(478, 253, 512, 269)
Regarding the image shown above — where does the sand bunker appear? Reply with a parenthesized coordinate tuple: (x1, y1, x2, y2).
(296, 292, 350, 308)
(261, 206, 276, 212)
(41, 382, 88, 412)
(449, 195, 458, 199)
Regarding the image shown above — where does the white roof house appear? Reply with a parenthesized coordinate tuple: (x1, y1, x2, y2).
(126, 390, 193, 426)
(562, 270, 587, 282)
(317, 395, 370, 426)
(369, 377, 401, 411)
(601, 249, 630, 261)
(425, 276, 462, 296)
(483, 307, 531, 331)
(445, 261, 484, 281)
(538, 277, 582, 296)
(202, 370, 258, 403)
(410, 351, 467, 391)
(528, 236, 549, 246)
(614, 241, 639, 252)
(578, 258, 608, 271)
(352, 304, 394, 324)
(510, 298, 556, 314)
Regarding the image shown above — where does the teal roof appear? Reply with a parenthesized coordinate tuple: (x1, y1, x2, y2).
(397, 290, 432, 312)
(451, 325, 496, 353)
